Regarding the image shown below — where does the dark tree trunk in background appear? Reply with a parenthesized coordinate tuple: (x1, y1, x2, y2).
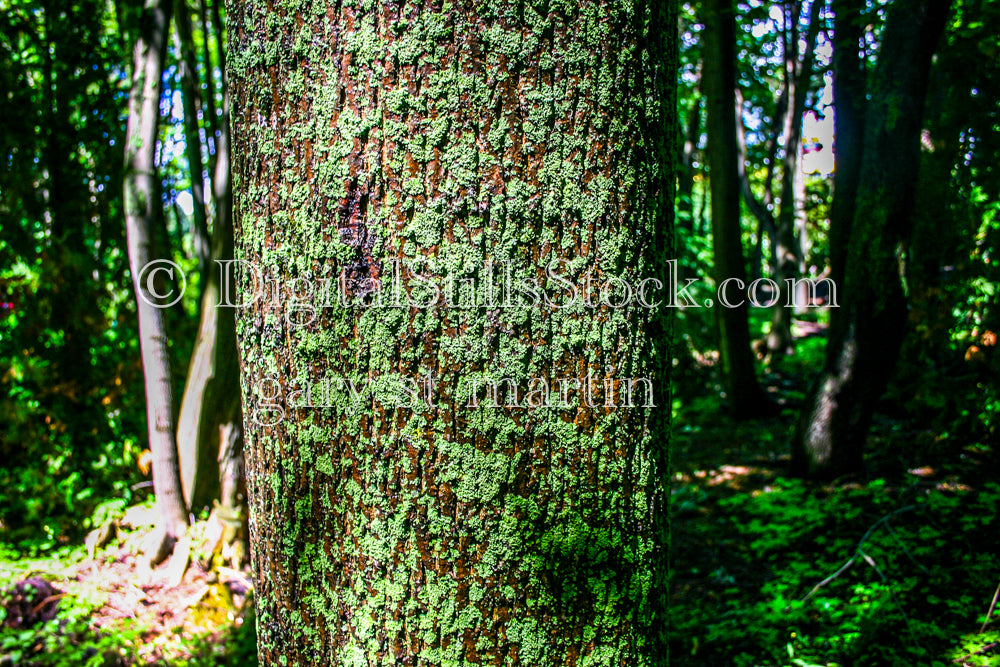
(41, 4, 94, 390)
(696, 172, 709, 236)
(196, 0, 220, 181)
(703, 0, 772, 418)
(736, 88, 778, 284)
(123, 0, 189, 562)
(907, 59, 963, 348)
(792, 0, 952, 479)
(229, 0, 675, 663)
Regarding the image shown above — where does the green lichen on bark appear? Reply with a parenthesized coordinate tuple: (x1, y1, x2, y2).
(228, 0, 675, 664)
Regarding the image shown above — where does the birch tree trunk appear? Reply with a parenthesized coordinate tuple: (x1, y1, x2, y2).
(123, 0, 189, 564)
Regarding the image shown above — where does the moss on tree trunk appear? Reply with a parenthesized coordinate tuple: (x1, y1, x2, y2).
(229, 0, 675, 663)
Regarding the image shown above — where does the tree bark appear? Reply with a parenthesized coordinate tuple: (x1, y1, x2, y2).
(123, 0, 188, 562)
(825, 0, 865, 298)
(792, 0, 952, 479)
(702, 0, 772, 418)
(229, 0, 675, 663)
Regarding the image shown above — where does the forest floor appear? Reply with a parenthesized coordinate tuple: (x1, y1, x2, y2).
(3, 317, 999, 666)
(0, 515, 256, 666)
(669, 327, 1000, 666)
(75, 548, 251, 662)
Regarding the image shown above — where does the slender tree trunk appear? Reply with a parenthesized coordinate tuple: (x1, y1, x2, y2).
(678, 90, 702, 233)
(767, 0, 822, 354)
(229, 0, 675, 663)
(703, 0, 772, 417)
(177, 85, 244, 519)
(793, 146, 810, 314)
(196, 0, 220, 183)
(123, 0, 188, 563)
(696, 175, 709, 236)
(735, 90, 777, 240)
(207, 0, 224, 89)
(174, 0, 212, 280)
(792, 0, 952, 479)
(735, 89, 778, 283)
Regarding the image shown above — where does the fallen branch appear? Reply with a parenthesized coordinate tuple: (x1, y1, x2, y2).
(791, 505, 919, 608)
(953, 642, 1000, 664)
(980, 579, 1000, 634)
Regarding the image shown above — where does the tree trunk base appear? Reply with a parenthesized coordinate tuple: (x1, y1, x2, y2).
(141, 526, 179, 568)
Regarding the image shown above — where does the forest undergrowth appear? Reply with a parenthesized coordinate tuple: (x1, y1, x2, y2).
(670, 319, 1000, 667)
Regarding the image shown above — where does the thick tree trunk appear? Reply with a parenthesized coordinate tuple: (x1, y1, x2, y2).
(702, 0, 772, 418)
(825, 0, 865, 298)
(792, 0, 952, 479)
(123, 0, 189, 563)
(907, 60, 962, 331)
(229, 0, 675, 663)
